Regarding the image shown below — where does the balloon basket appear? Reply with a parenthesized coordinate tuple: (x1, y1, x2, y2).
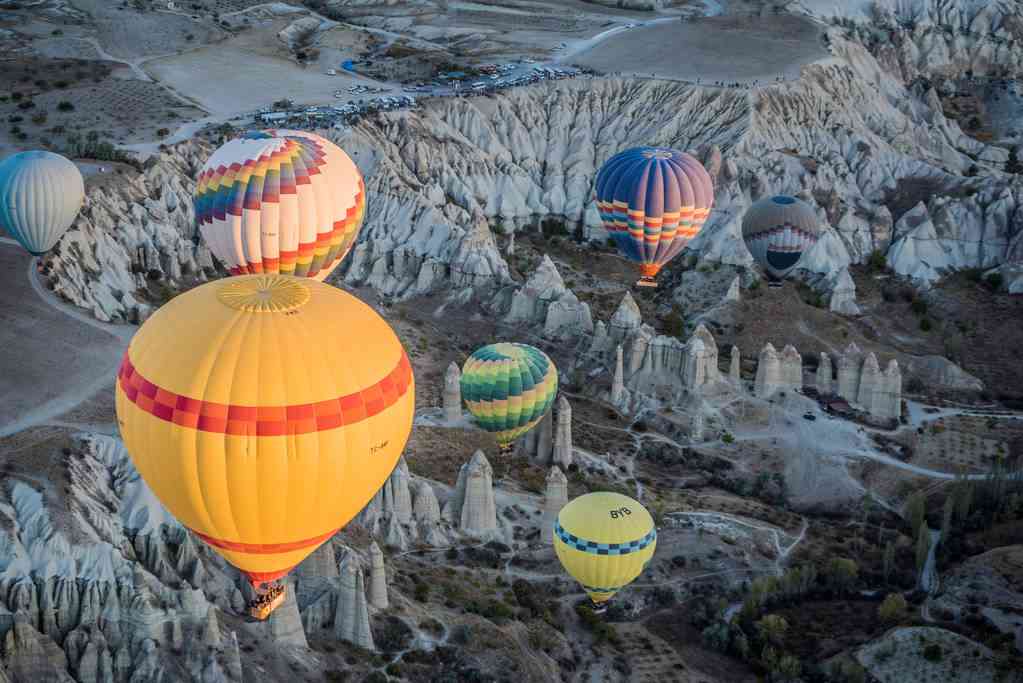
(248, 584, 286, 621)
(590, 600, 609, 615)
(498, 444, 514, 457)
(767, 281, 783, 289)
(635, 277, 658, 288)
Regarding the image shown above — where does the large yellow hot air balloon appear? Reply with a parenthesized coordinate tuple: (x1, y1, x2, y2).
(194, 130, 365, 281)
(115, 274, 414, 617)
(553, 492, 656, 612)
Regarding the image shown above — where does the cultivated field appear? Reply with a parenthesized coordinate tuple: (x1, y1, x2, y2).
(573, 13, 828, 83)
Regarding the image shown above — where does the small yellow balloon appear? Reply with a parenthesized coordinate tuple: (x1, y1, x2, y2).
(553, 492, 656, 605)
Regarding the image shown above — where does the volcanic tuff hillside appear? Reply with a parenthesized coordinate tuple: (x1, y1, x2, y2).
(43, 23, 1023, 320)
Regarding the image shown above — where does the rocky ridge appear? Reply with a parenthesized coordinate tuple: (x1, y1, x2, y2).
(42, 21, 1023, 319)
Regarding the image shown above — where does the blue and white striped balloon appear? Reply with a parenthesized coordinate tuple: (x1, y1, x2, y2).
(0, 151, 84, 256)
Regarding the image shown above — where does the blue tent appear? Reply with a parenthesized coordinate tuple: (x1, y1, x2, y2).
(341, 60, 355, 71)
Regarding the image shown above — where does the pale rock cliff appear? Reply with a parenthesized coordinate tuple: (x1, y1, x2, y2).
(540, 467, 568, 546)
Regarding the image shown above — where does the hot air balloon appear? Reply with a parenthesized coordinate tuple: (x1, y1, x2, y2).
(553, 491, 656, 613)
(194, 129, 364, 281)
(460, 342, 558, 454)
(595, 147, 714, 288)
(0, 151, 84, 256)
(115, 274, 414, 619)
(741, 194, 821, 282)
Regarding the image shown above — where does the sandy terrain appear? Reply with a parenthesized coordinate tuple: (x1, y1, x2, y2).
(574, 13, 828, 83)
(0, 243, 125, 437)
(145, 19, 386, 116)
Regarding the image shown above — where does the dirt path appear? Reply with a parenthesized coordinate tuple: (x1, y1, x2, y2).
(0, 243, 131, 438)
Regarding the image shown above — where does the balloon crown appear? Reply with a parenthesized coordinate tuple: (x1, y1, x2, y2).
(641, 148, 675, 160)
(771, 195, 797, 205)
(217, 275, 311, 313)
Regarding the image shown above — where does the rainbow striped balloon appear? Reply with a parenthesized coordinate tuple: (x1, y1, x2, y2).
(595, 147, 714, 281)
(194, 130, 365, 281)
(460, 343, 558, 447)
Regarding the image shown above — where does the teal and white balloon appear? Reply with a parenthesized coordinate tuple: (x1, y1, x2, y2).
(0, 151, 84, 256)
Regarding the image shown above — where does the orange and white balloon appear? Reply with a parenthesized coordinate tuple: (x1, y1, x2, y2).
(194, 130, 364, 281)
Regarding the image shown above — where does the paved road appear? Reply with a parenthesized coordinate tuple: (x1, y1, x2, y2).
(0, 242, 130, 438)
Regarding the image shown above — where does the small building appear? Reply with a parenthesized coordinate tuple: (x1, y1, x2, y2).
(824, 399, 854, 417)
(439, 71, 467, 81)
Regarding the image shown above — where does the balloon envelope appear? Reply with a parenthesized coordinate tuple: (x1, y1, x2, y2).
(741, 195, 821, 279)
(115, 274, 414, 587)
(595, 147, 714, 278)
(195, 129, 364, 281)
(0, 150, 84, 255)
(460, 342, 558, 447)
(554, 491, 656, 605)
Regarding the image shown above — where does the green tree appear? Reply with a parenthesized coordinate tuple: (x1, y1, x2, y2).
(906, 491, 926, 538)
(776, 655, 802, 681)
(878, 593, 907, 622)
(755, 614, 789, 647)
(882, 541, 896, 585)
(1006, 146, 1022, 175)
(956, 477, 974, 524)
(915, 522, 931, 576)
(761, 645, 779, 671)
(732, 629, 750, 659)
(940, 495, 955, 544)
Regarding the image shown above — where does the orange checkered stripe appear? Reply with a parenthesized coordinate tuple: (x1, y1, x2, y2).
(228, 178, 366, 277)
(117, 349, 412, 436)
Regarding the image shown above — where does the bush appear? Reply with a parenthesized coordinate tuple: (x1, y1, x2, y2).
(156, 128, 170, 138)
(963, 268, 983, 283)
(57, 101, 74, 112)
(985, 272, 1004, 291)
(31, 112, 47, 125)
(413, 582, 430, 602)
(920, 318, 932, 331)
(878, 593, 907, 622)
(17, 100, 35, 110)
(7, 115, 23, 123)
(910, 299, 927, 315)
(11, 92, 22, 101)
(923, 643, 942, 661)
(52, 29, 63, 36)
(868, 249, 887, 271)
(574, 603, 619, 645)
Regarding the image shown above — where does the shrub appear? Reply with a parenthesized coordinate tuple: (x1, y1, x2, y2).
(31, 112, 47, 125)
(878, 593, 907, 622)
(156, 128, 170, 138)
(923, 643, 942, 661)
(920, 318, 932, 331)
(7, 115, 23, 123)
(17, 100, 35, 110)
(413, 581, 429, 602)
(11, 92, 22, 101)
(963, 268, 983, 283)
(985, 272, 1004, 291)
(52, 29, 63, 36)
(867, 249, 887, 271)
(57, 101, 74, 112)
(910, 299, 927, 315)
